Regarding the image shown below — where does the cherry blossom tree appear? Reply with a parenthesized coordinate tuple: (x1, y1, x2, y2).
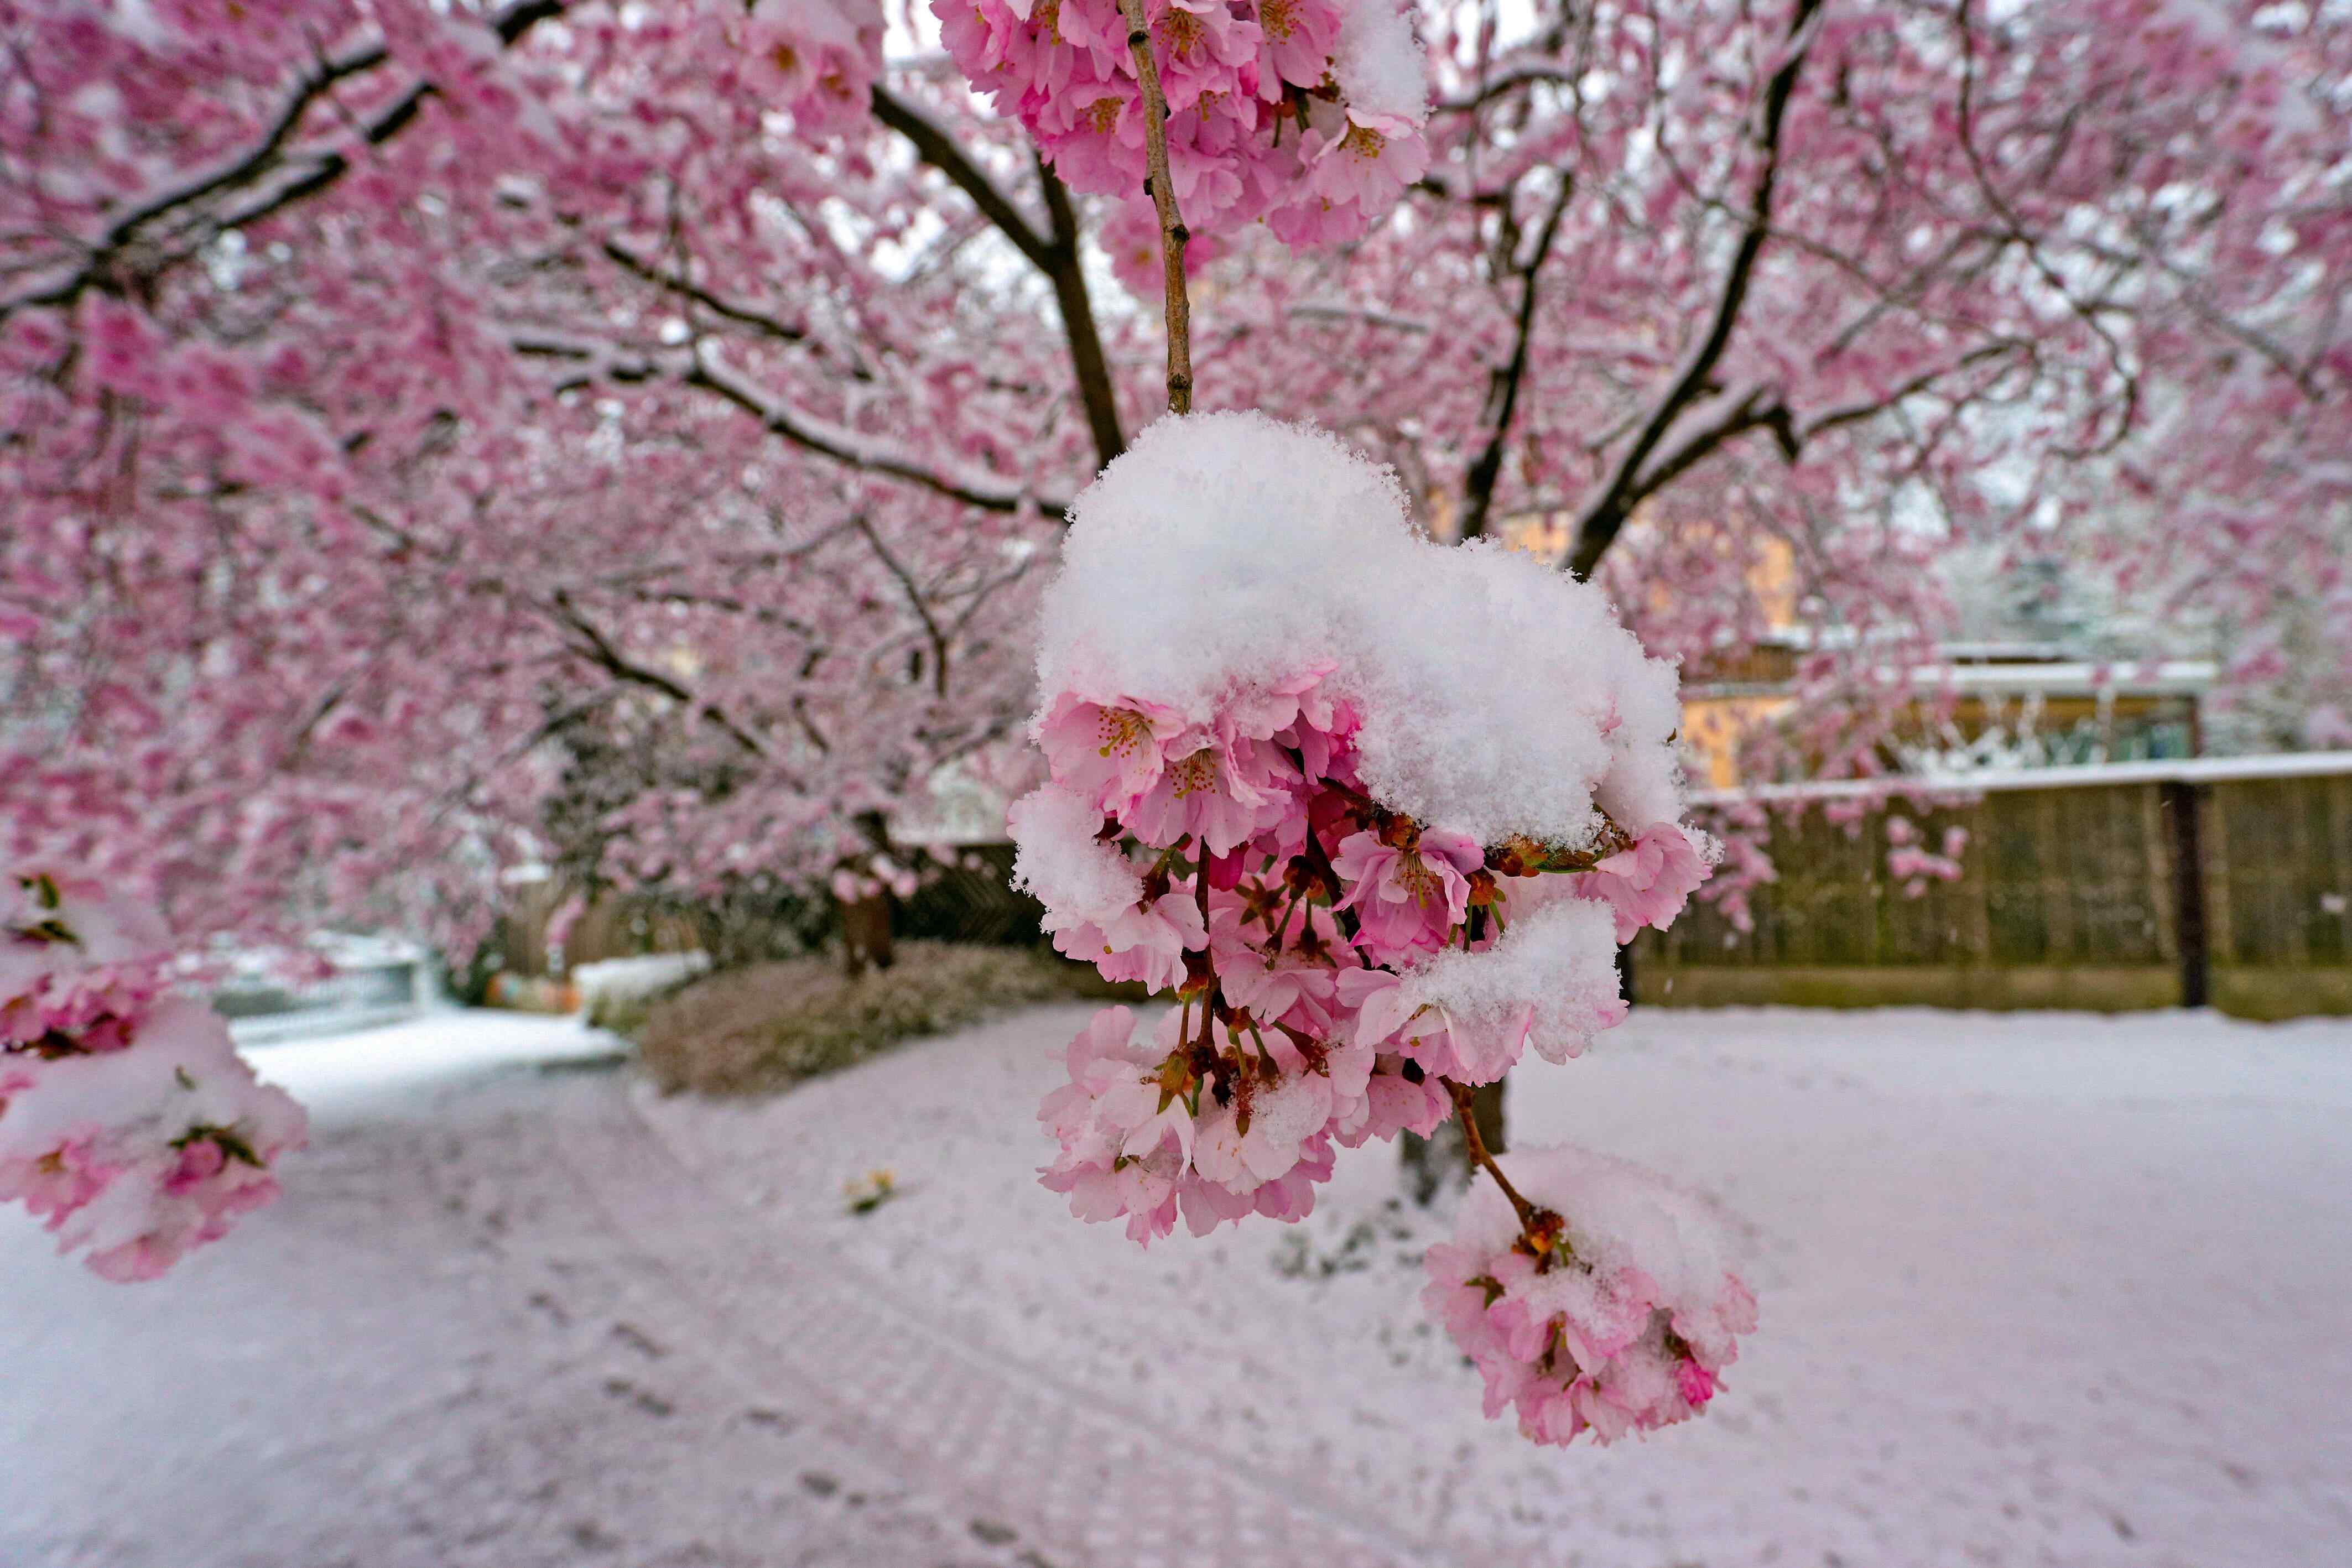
(6, 0, 2346, 947)
(5, 0, 2348, 1460)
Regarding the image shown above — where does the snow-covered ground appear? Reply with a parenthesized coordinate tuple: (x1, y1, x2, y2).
(8, 1004, 2351, 1567)
(644, 1002, 2352, 1567)
(1, 1013, 1063, 1568)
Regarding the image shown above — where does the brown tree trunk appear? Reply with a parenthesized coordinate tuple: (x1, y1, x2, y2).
(840, 892, 894, 978)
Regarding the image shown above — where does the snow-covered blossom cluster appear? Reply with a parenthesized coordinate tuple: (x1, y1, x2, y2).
(938, 0, 1430, 252)
(1, 872, 305, 1282)
(1011, 413, 1742, 1443)
(1423, 1147, 1758, 1446)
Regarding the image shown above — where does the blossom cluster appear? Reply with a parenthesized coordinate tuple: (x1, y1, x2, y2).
(1014, 670, 1705, 1246)
(830, 850, 922, 905)
(937, 0, 1432, 252)
(1423, 1147, 1758, 1446)
(1885, 815, 1969, 897)
(736, 0, 888, 134)
(1011, 411, 1735, 1446)
(1, 872, 306, 1282)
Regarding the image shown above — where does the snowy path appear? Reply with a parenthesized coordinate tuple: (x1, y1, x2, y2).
(1, 1015, 1071, 1568)
(8, 1004, 2352, 1568)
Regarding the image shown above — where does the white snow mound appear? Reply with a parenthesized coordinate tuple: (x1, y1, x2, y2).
(1034, 411, 1685, 846)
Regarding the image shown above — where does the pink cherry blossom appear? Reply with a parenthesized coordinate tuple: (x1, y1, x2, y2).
(1585, 824, 1711, 943)
(1120, 732, 1292, 856)
(1044, 888, 1207, 991)
(1423, 1145, 1759, 1447)
(1037, 691, 1191, 815)
(2, 868, 171, 1048)
(1331, 826, 1482, 958)
(934, 0, 1433, 247)
(2, 882, 304, 1280)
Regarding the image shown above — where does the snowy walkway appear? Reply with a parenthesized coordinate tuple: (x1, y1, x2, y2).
(8, 1005, 2352, 1567)
(1, 1015, 1065, 1568)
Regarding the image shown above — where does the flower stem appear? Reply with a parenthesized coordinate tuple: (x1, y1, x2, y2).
(1445, 1078, 1544, 1238)
(1113, 0, 1193, 415)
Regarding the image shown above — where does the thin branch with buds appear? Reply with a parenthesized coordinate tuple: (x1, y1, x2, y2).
(1113, 0, 1194, 415)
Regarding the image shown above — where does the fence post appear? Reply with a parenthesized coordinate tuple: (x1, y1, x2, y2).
(2159, 780, 2210, 1008)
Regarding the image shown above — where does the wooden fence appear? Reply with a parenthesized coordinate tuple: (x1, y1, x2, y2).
(483, 757, 2352, 1020)
(1637, 756, 2352, 1019)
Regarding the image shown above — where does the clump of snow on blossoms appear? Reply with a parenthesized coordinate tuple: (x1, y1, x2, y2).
(1331, 0, 1425, 120)
(1, 870, 306, 1281)
(1423, 1146, 1757, 1447)
(1036, 412, 1687, 847)
(1010, 782, 1141, 918)
(1, 870, 169, 1047)
(936, 0, 1430, 252)
(1401, 898, 1628, 1070)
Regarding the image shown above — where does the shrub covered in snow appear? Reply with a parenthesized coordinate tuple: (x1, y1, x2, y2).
(631, 941, 1122, 1096)
(1011, 413, 1749, 1446)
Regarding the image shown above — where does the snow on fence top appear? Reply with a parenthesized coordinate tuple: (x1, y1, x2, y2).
(1693, 750, 2352, 809)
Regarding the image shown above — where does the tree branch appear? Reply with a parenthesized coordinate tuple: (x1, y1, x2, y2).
(1113, 0, 1195, 415)
(1036, 157, 1128, 465)
(683, 347, 1067, 515)
(509, 331, 1076, 515)
(1564, 0, 1823, 579)
(547, 590, 771, 759)
(850, 514, 951, 697)
(869, 86, 1052, 268)
(1458, 170, 1575, 541)
(1, 1, 568, 319)
(871, 87, 1125, 466)
(1559, 337, 2026, 551)
(599, 240, 813, 347)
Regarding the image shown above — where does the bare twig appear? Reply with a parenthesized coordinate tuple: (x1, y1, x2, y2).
(1, 1, 569, 319)
(1459, 169, 1575, 541)
(600, 239, 813, 347)
(1113, 0, 1194, 414)
(547, 590, 770, 759)
(1446, 1079, 1546, 1238)
(851, 514, 951, 697)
